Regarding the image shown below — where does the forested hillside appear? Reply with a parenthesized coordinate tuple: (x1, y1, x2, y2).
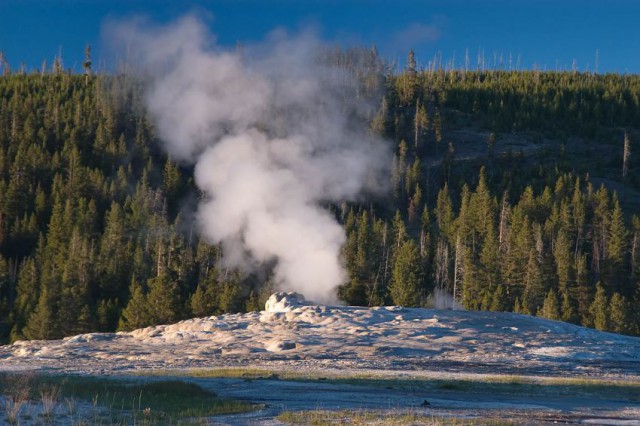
(1, 53, 639, 343)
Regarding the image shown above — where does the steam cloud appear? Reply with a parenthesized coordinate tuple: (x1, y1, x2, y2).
(106, 16, 389, 303)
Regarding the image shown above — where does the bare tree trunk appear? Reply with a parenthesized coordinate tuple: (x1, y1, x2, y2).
(434, 238, 450, 291)
(453, 235, 463, 309)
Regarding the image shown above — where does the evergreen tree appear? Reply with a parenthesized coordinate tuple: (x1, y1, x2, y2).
(0, 256, 10, 341)
(23, 284, 56, 340)
(218, 271, 245, 313)
(490, 284, 509, 312)
(1, 62, 640, 340)
(604, 194, 628, 294)
(96, 299, 119, 332)
(560, 291, 579, 324)
(591, 186, 610, 280)
(553, 230, 574, 295)
(575, 253, 593, 321)
(10, 258, 39, 342)
(588, 283, 609, 331)
(523, 249, 545, 314)
(609, 293, 632, 335)
(146, 273, 182, 325)
(539, 289, 560, 320)
(390, 239, 422, 307)
(502, 212, 530, 304)
(162, 158, 183, 213)
(479, 221, 501, 296)
(391, 210, 408, 253)
(341, 210, 379, 306)
(623, 132, 631, 180)
(118, 277, 150, 331)
(190, 272, 219, 317)
(413, 100, 429, 150)
(408, 184, 422, 224)
(435, 183, 455, 242)
(513, 296, 528, 315)
(98, 202, 130, 301)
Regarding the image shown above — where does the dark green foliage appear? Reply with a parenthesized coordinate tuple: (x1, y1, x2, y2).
(145, 273, 183, 325)
(378, 69, 640, 336)
(604, 195, 629, 294)
(589, 283, 609, 331)
(439, 71, 640, 137)
(609, 293, 633, 335)
(0, 256, 10, 341)
(390, 239, 423, 306)
(217, 272, 245, 314)
(1, 65, 640, 343)
(490, 284, 509, 312)
(118, 277, 149, 331)
(560, 291, 579, 324)
(339, 209, 388, 306)
(23, 283, 56, 340)
(539, 289, 561, 320)
(190, 273, 220, 317)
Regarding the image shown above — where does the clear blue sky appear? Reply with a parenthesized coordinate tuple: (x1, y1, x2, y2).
(1, 0, 639, 74)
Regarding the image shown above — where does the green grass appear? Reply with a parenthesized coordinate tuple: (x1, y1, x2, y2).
(276, 409, 514, 425)
(139, 366, 324, 382)
(140, 367, 640, 401)
(0, 372, 257, 424)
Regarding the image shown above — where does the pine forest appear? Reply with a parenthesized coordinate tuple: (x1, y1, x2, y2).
(1, 48, 640, 343)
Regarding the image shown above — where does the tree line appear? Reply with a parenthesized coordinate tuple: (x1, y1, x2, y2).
(340, 170, 639, 335)
(0, 52, 639, 343)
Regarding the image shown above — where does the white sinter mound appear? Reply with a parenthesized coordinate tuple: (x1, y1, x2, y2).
(1, 292, 639, 379)
(264, 292, 310, 313)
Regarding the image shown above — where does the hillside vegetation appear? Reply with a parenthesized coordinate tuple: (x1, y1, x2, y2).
(0, 53, 639, 342)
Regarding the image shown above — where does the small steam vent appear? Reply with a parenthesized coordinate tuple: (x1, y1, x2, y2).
(265, 292, 309, 313)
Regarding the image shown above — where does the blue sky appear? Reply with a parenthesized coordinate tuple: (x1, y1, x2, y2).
(1, 0, 639, 74)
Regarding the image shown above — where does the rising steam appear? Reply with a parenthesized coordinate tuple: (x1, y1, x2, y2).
(106, 16, 389, 303)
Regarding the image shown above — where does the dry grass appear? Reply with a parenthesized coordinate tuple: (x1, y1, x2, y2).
(0, 372, 257, 424)
(144, 366, 640, 385)
(64, 396, 77, 415)
(276, 409, 515, 425)
(1, 371, 32, 425)
(2, 397, 26, 425)
(39, 384, 60, 418)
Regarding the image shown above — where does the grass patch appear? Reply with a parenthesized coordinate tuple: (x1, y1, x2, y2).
(0, 372, 257, 424)
(276, 409, 513, 425)
(436, 380, 472, 391)
(143, 367, 640, 401)
(144, 367, 311, 381)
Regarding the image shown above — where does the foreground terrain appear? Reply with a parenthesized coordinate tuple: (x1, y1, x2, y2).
(1, 293, 639, 424)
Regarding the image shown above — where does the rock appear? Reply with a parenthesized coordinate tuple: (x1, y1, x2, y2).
(65, 333, 115, 344)
(264, 292, 309, 313)
(264, 339, 297, 352)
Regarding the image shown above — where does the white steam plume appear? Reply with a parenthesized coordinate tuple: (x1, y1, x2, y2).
(106, 16, 389, 303)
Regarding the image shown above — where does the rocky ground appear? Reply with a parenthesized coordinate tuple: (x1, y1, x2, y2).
(2, 293, 640, 424)
(1, 293, 639, 379)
